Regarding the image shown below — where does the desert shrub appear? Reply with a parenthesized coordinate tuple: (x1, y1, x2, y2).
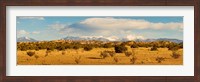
(131, 44, 138, 48)
(84, 46, 93, 51)
(100, 51, 109, 59)
(27, 51, 35, 57)
(156, 57, 165, 63)
(124, 51, 133, 57)
(141, 61, 145, 64)
(113, 57, 119, 63)
(114, 45, 127, 53)
(56, 46, 65, 51)
(47, 47, 54, 51)
(108, 51, 116, 57)
(171, 51, 181, 59)
(34, 55, 39, 59)
(151, 45, 158, 51)
(21, 47, 27, 51)
(73, 45, 80, 50)
(103, 43, 112, 48)
(35, 47, 39, 51)
(179, 42, 183, 48)
(45, 50, 51, 57)
(62, 51, 66, 55)
(167, 43, 181, 51)
(74, 56, 81, 64)
(130, 56, 137, 64)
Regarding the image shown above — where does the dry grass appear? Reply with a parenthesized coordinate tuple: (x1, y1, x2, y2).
(17, 47, 183, 65)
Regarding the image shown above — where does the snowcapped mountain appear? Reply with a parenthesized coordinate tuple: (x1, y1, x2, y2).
(17, 37, 37, 42)
(17, 36, 182, 43)
(132, 38, 183, 43)
(62, 36, 110, 41)
(62, 36, 182, 43)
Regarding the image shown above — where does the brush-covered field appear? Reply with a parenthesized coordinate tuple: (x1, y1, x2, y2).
(17, 47, 183, 65)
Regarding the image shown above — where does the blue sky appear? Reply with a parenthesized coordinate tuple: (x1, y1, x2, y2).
(17, 16, 183, 41)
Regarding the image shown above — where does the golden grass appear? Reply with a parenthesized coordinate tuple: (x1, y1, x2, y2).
(17, 47, 183, 65)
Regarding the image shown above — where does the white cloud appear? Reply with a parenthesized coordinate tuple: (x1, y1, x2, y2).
(17, 30, 40, 36)
(105, 36, 119, 41)
(60, 17, 183, 39)
(32, 31, 40, 34)
(17, 30, 29, 35)
(48, 23, 66, 30)
(18, 16, 45, 20)
(126, 34, 145, 40)
(80, 17, 183, 30)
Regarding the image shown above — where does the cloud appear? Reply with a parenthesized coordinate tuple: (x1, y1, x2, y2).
(18, 16, 45, 20)
(32, 31, 40, 34)
(17, 30, 40, 36)
(48, 23, 66, 30)
(126, 34, 145, 40)
(60, 17, 183, 37)
(17, 30, 29, 35)
(79, 17, 183, 30)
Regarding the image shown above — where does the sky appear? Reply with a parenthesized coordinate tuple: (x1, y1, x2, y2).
(16, 16, 183, 41)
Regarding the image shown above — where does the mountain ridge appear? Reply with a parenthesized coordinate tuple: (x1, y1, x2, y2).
(17, 36, 183, 43)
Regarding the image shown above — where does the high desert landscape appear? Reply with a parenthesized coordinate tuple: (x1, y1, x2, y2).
(17, 16, 183, 65)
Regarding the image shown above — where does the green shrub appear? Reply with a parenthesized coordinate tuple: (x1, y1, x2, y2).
(114, 45, 127, 53)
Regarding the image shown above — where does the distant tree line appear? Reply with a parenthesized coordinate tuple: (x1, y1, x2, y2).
(17, 41, 183, 52)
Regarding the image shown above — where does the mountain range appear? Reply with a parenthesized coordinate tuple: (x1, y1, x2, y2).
(17, 37, 37, 42)
(17, 36, 183, 43)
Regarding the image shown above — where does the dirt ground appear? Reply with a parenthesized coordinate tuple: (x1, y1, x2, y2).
(17, 47, 183, 65)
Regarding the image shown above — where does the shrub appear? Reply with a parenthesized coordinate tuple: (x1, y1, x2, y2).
(34, 55, 39, 59)
(100, 51, 109, 59)
(103, 43, 112, 48)
(113, 57, 119, 63)
(27, 51, 35, 57)
(84, 46, 93, 51)
(114, 45, 127, 53)
(47, 47, 54, 51)
(171, 51, 181, 59)
(21, 47, 28, 51)
(62, 51, 66, 55)
(130, 56, 137, 64)
(45, 50, 51, 57)
(75, 56, 81, 64)
(151, 45, 158, 51)
(156, 57, 165, 63)
(131, 44, 138, 48)
(73, 45, 79, 50)
(56, 46, 65, 51)
(124, 51, 133, 57)
(108, 51, 116, 57)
